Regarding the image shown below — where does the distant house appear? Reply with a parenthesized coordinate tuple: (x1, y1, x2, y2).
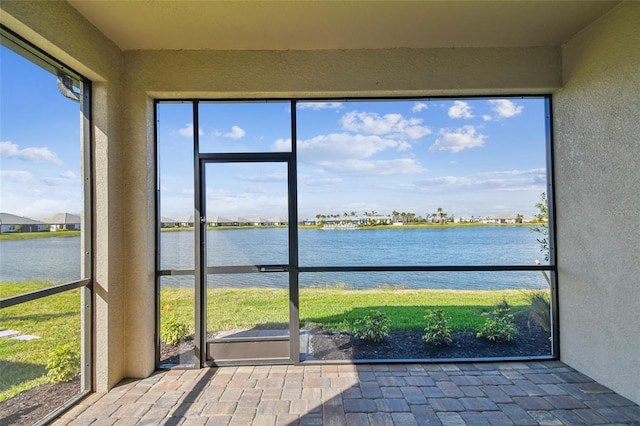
(177, 216, 195, 227)
(248, 216, 268, 226)
(160, 216, 178, 228)
(268, 217, 288, 226)
(0, 212, 47, 233)
(42, 212, 81, 231)
(489, 213, 519, 224)
(232, 217, 250, 226)
(208, 216, 234, 226)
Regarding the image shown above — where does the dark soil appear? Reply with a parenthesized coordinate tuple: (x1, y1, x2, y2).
(158, 317, 551, 364)
(307, 319, 551, 361)
(160, 336, 195, 366)
(0, 376, 81, 426)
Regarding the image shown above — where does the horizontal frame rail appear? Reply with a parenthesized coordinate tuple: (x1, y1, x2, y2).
(158, 264, 554, 277)
(0, 279, 91, 309)
(299, 265, 556, 273)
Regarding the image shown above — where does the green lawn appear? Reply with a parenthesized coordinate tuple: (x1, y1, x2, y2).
(0, 230, 80, 241)
(160, 287, 534, 335)
(1, 281, 543, 402)
(0, 282, 81, 402)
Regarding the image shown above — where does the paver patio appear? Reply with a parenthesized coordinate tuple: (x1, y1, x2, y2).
(53, 361, 640, 425)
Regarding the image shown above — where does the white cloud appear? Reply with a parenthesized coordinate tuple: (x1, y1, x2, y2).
(19, 199, 72, 219)
(318, 158, 426, 177)
(430, 126, 486, 153)
(298, 102, 343, 110)
(488, 99, 524, 118)
(412, 102, 428, 113)
(477, 168, 546, 177)
(205, 191, 288, 218)
(42, 173, 78, 186)
(302, 177, 343, 186)
(340, 111, 431, 139)
(1, 170, 33, 182)
(482, 114, 492, 121)
(295, 133, 402, 163)
(224, 125, 246, 139)
(413, 168, 546, 193)
(175, 123, 202, 137)
(0, 141, 63, 165)
(272, 138, 292, 151)
(448, 101, 474, 119)
(236, 172, 287, 182)
(275, 130, 426, 177)
(42, 170, 79, 186)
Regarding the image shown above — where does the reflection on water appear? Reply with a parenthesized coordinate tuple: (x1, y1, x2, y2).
(0, 237, 81, 283)
(1, 226, 550, 289)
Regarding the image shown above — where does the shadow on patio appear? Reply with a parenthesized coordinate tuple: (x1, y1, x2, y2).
(53, 361, 640, 425)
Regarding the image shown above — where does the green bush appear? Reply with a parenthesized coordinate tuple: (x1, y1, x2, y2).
(422, 310, 453, 346)
(46, 345, 79, 384)
(477, 303, 517, 342)
(519, 290, 551, 332)
(161, 317, 190, 345)
(352, 310, 390, 342)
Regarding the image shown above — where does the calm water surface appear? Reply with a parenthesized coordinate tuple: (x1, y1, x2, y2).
(1, 227, 550, 290)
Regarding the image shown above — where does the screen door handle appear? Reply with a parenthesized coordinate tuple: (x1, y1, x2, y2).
(258, 266, 288, 272)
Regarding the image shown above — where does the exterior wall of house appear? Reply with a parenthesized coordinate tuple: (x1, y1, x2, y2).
(554, 2, 640, 404)
(0, 1, 566, 392)
(7, 1, 638, 405)
(123, 44, 561, 377)
(1, 2, 126, 391)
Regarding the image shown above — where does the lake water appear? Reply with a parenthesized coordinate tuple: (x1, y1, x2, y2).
(1, 226, 550, 290)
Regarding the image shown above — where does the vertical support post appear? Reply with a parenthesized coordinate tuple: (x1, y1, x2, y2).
(289, 101, 300, 364)
(154, 100, 161, 369)
(545, 96, 560, 359)
(81, 79, 93, 391)
(194, 101, 206, 367)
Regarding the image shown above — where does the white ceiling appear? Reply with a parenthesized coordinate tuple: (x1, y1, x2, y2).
(68, 0, 620, 51)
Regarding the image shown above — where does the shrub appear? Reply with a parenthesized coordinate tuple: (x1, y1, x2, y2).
(46, 345, 79, 384)
(477, 302, 517, 342)
(422, 310, 453, 346)
(519, 290, 551, 332)
(161, 317, 190, 345)
(352, 310, 390, 342)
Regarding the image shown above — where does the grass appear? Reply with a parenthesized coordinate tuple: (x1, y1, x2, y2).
(159, 287, 536, 334)
(1, 280, 544, 402)
(0, 230, 80, 241)
(0, 281, 81, 402)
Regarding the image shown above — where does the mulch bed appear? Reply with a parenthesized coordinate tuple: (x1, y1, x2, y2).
(0, 376, 81, 426)
(307, 320, 551, 361)
(3, 319, 549, 424)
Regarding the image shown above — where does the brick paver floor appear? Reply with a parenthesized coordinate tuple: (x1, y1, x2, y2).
(53, 361, 640, 425)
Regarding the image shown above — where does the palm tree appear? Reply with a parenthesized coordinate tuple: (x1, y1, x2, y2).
(437, 208, 447, 225)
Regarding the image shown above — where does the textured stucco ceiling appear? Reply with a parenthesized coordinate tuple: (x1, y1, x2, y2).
(67, 0, 621, 51)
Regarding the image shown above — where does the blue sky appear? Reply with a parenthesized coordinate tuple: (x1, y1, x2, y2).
(158, 98, 547, 221)
(1, 43, 548, 221)
(1, 44, 82, 219)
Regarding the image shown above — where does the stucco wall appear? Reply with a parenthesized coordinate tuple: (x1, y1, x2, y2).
(554, 2, 640, 404)
(122, 44, 562, 376)
(129, 46, 561, 99)
(0, 1, 125, 391)
(10, 1, 640, 404)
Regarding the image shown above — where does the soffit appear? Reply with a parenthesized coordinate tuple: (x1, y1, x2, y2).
(67, 0, 621, 51)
